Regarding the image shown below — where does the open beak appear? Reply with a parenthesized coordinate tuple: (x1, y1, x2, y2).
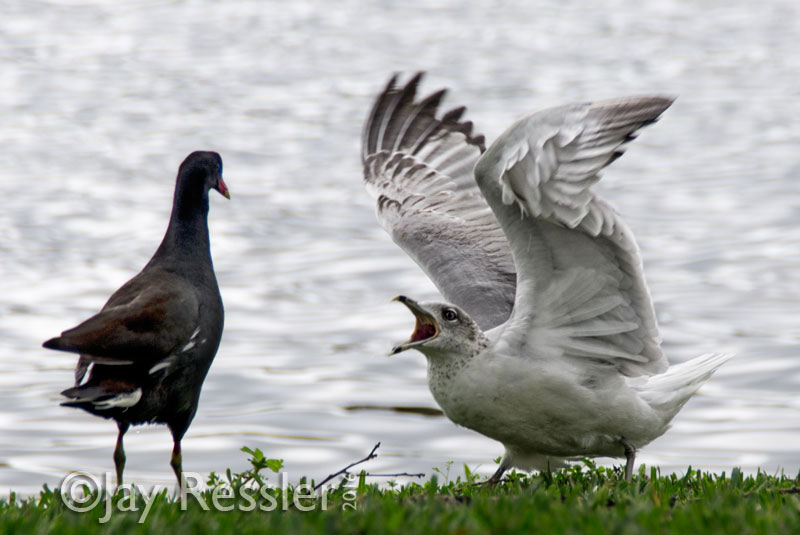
(215, 177, 231, 199)
(390, 295, 440, 355)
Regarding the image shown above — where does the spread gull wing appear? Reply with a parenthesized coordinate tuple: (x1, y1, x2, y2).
(475, 96, 674, 376)
(362, 73, 516, 330)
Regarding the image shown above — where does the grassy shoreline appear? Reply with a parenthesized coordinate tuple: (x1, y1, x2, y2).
(2, 456, 799, 534)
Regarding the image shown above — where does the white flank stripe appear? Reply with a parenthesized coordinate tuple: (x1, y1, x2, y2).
(148, 361, 171, 374)
(93, 388, 142, 410)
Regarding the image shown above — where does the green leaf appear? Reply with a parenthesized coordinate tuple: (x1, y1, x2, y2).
(266, 459, 284, 473)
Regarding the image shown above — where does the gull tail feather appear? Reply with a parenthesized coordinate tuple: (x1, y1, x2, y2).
(635, 353, 732, 413)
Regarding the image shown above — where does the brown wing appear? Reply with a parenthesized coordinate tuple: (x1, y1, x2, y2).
(43, 267, 199, 364)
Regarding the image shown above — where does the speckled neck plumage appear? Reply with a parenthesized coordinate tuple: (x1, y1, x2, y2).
(425, 334, 489, 402)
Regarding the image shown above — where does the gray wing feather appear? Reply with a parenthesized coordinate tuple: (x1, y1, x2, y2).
(362, 73, 515, 330)
(475, 96, 674, 376)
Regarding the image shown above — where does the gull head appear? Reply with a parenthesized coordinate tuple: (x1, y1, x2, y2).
(390, 295, 485, 359)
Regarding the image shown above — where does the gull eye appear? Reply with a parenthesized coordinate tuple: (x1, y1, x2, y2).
(442, 308, 458, 322)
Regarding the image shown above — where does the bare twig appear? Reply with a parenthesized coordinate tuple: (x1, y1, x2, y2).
(469, 477, 513, 487)
(743, 486, 800, 498)
(312, 442, 380, 491)
(311, 442, 425, 492)
(361, 472, 425, 479)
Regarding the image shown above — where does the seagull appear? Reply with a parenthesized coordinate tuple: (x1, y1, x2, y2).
(361, 73, 731, 481)
(43, 151, 229, 487)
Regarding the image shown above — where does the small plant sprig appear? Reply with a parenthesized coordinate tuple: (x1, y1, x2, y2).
(241, 447, 285, 479)
(206, 447, 284, 491)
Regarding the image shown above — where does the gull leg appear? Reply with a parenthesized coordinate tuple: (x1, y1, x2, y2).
(620, 437, 636, 481)
(485, 456, 511, 485)
(113, 422, 129, 487)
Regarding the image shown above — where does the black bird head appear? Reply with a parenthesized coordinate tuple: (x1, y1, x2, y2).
(177, 151, 230, 200)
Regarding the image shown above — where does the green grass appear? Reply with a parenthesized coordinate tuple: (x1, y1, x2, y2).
(2, 450, 799, 534)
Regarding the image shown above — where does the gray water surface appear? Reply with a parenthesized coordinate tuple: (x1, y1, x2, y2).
(1, 0, 799, 495)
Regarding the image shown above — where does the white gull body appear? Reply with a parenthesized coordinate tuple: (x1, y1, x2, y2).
(362, 73, 731, 481)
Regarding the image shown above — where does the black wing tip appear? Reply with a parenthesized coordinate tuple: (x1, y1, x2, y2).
(416, 88, 449, 114)
(408, 78, 485, 151)
(364, 72, 486, 157)
(377, 71, 426, 105)
(654, 94, 677, 107)
(406, 71, 425, 90)
(644, 95, 676, 124)
(624, 94, 676, 109)
(632, 94, 677, 123)
(392, 70, 425, 88)
(472, 134, 487, 152)
(590, 94, 676, 119)
(608, 151, 625, 166)
(383, 72, 400, 92)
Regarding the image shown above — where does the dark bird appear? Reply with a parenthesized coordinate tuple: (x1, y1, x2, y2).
(43, 151, 229, 487)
